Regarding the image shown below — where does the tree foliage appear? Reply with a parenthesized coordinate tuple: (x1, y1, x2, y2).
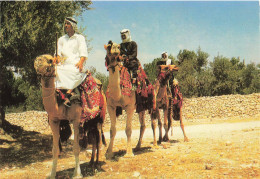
(1, 1, 92, 84)
(0, 1, 92, 113)
(144, 47, 259, 98)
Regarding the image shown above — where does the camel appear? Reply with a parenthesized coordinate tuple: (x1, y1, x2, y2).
(34, 54, 106, 178)
(151, 65, 188, 146)
(104, 41, 155, 159)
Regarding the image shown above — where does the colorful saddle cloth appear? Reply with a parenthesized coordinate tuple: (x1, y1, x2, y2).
(79, 73, 104, 122)
(56, 73, 103, 123)
(171, 85, 183, 108)
(106, 65, 154, 113)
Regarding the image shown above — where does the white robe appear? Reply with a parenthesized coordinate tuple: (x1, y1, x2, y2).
(55, 33, 88, 89)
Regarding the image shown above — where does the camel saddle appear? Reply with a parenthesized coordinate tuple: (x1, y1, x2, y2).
(56, 73, 104, 123)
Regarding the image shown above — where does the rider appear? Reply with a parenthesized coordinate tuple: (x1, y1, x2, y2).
(156, 52, 174, 97)
(119, 29, 139, 88)
(54, 17, 88, 107)
(157, 52, 173, 66)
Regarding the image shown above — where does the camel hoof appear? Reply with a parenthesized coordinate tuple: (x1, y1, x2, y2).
(105, 152, 114, 160)
(135, 144, 141, 151)
(163, 136, 169, 142)
(72, 172, 83, 179)
(46, 173, 55, 179)
(46, 176, 54, 179)
(184, 137, 189, 142)
(124, 153, 134, 158)
(152, 143, 159, 149)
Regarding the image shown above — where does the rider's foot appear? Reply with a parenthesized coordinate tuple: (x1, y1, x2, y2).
(64, 98, 71, 107)
(64, 92, 72, 107)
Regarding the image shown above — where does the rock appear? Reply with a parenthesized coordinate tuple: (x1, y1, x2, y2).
(205, 163, 214, 170)
(226, 141, 232, 146)
(133, 171, 141, 177)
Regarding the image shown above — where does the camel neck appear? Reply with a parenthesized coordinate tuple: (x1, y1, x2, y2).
(41, 77, 59, 114)
(108, 65, 122, 101)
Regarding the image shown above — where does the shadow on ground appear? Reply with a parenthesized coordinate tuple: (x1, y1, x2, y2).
(0, 120, 73, 169)
(55, 161, 107, 178)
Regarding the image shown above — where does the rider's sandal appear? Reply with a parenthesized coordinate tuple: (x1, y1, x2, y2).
(64, 93, 72, 107)
(64, 98, 71, 107)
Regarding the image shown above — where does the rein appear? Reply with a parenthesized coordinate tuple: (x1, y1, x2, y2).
(107, 54, 121, 73)
(39, 69, 57, 99)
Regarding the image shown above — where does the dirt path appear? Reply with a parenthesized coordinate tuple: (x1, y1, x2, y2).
(105, 120, 260, 141)
(1, 119, 259, 179)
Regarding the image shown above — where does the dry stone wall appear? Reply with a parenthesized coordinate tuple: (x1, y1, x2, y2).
(5, 93, 260, 134)
(182, 93, 260, 120)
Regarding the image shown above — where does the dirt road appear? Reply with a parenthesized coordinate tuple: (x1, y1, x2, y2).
(1, 118, 259, 179)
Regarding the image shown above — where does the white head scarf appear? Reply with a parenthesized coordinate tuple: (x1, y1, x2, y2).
(161, 51, 168, 60)
(120, 29, 132, 43)
(161, 51, 171, 65)
(64, 17, 79, 34)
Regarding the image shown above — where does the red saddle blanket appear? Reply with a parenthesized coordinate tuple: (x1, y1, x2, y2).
(107, 65, 154, 113)
(172, 85, 183, 108)
(80, 74, 104, 122)
(110, 65, 153, 97)
(56, 73, 103, 122)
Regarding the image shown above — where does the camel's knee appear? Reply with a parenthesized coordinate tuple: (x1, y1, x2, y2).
(180, 123, 185, 129)
(110, 127, 117, 138)
(73, 145, 80, 155)
(125, 127, 132, 137)
(164, 123, 168, 130)
(52, 145, 60, 157)
(151, 119, 157, 129)
(140, 125, 146, 131)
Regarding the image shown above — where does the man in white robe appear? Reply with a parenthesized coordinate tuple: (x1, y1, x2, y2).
(54, 17, 88, 107)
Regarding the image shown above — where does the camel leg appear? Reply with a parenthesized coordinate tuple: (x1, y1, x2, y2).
(151, 114, 158, 148)
(157, 108, 163, 144)
(179, 107, 189, 142)
(106, 106, 117, 159)
(72, 120, 83, 178)
(136, 111, 146, 150)
(124, 106, 134, 158)
(48, 119, 60, 179)
(90, 136, 97, 173)
(163, 108, 169, 142)
(96, 123, 102, 170)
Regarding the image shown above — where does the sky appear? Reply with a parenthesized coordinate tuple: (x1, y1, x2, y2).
(77, 1, 259, 74)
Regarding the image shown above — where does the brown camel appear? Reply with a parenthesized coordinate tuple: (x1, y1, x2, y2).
(151, 65, 188, 146)
(104, 41, 155, 159)
(34, 54, 106, 178)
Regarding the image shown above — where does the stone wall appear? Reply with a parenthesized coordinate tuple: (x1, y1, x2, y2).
(5, 93, 260, 133)
(182, 93, 260, 120)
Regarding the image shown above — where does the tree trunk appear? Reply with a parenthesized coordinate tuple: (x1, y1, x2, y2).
(0, 105, 5, 129)
(0, 105, 6, 135)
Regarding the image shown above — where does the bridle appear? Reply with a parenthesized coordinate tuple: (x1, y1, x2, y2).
(106, 53, 121, 73)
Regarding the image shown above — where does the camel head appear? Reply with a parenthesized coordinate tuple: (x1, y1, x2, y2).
(104, 40, 121, 66)
(34, 54, 55, 76)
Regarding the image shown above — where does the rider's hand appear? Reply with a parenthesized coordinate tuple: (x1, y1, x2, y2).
(76, 57, 86, 72)
(53, 55, 60, 64)
(76, 61, 84, 72)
